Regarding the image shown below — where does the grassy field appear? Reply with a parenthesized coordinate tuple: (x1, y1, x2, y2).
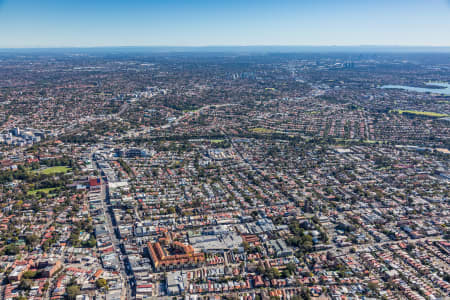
(250, 127, 278, 134)
(27, 187, 57, 196)
(335, 138, 381, 144)
(391, 110, 448, 118)
(210, 139, 225, 143)
(37, 166, 71, 175)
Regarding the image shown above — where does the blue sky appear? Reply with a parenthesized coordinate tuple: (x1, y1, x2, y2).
(0, 0, 449, 48)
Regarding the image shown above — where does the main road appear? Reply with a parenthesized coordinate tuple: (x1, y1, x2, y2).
(92, 149, 133, 300)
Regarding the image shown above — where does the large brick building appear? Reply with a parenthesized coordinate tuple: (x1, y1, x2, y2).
(147, 239, 205, 271)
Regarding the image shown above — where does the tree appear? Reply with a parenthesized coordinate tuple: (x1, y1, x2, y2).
(22, 270, 37, 279)
(264, 267, 281, 280)
(19, 278, 32, 291)
(300, 287, 311, 300)
(95, 278, 108, 290)
(282, 269, 291, 278)
(3, 244, 20, 256)
(286, 262, 296, 274)
(242, 241, 251, 252)
(25, 234, 39, 247)
(82, 236, 97, 248)
(66, 284, 80, 300)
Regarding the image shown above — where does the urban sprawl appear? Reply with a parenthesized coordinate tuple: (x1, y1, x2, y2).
(0, 51, 449, 300)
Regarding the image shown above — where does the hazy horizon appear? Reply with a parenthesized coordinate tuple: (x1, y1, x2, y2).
(1, 46, 450, 54)
(0, 0, 450, 48)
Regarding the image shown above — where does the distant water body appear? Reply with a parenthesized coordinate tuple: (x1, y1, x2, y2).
(381, 82, 450, 96)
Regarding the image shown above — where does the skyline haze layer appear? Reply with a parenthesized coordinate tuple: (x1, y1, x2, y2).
(0, 0, 450, 48)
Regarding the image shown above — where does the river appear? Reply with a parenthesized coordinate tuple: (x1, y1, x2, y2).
(381, 82, 450, 96)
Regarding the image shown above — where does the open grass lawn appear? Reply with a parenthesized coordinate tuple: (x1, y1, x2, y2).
(391, 110, 448, 118)
(250, 127, 278, 134)
(37, 166, 72, 175)
(210, 139, 225, 143)
(335, 138, 383, 144)
(27, 187, 57, 196)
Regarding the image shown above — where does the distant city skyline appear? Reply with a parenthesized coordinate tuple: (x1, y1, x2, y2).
(1, 0, 450, 48)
